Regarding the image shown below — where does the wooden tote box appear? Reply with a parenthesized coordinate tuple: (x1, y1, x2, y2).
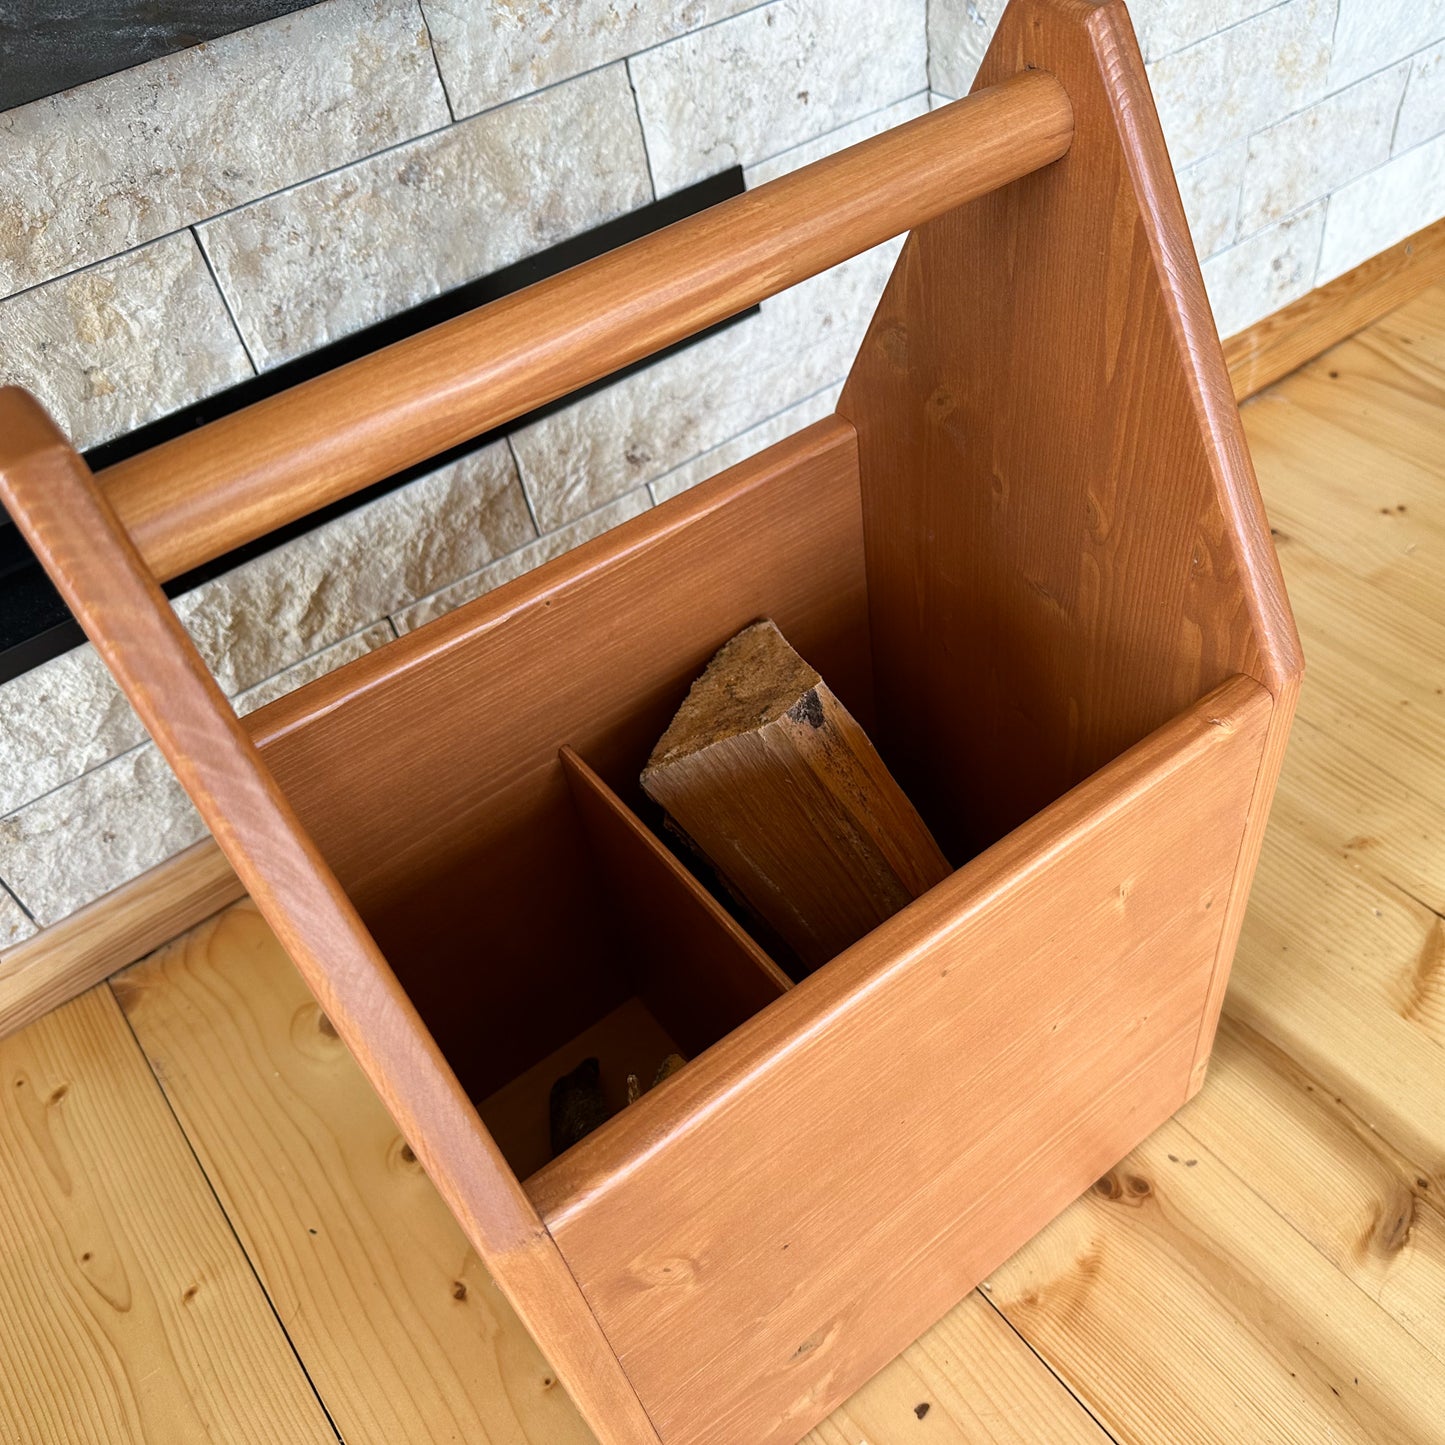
(0, 2, 1301, 1441)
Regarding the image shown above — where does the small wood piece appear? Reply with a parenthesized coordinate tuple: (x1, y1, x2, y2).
(641, 620, 951, 972)
(549, 1058, 611, 1158)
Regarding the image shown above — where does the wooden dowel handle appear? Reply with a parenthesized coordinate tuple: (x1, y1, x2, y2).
(98, 70, 1073, 582)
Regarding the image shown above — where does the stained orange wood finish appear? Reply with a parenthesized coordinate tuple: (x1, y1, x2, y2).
(531, 676, 1272, 1445)
(838, 0, 1301, 1093)
(95, 71, 1072, 584)
(0, 5, 1301, 1443)
(0, 392, 663, 1445)
(561, 746, 792, 1053)
(245, 421, 868, 1106)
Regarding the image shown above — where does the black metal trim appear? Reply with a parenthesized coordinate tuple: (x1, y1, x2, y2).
(0, 167, 751, 683)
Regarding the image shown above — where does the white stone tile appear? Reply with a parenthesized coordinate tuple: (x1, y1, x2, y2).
(1175, 145, 1245, 257)
(1395, 43, 1445, 153)
(0, 647, 145, 820)
(1330, 0, 1445, 90)
(172, 438, 532, 692)
(0, 884, 36, 948)
(746, 92, 929, 186)
(0, 0, 449, 297)
(926, 0, 1004, 100)
(0, 232, 253, 451)
(510, 238, 899, 529)
(0, 744, 206, 927)
(1238, 65, 1409, 236)
(1147, 0, 1333, 168)
(650, 384, 841, 502)
(1201, 202, 1326, 336)
(1317, 133, 1445, 281)
(1129, 0, 1284, 62)
(393, 489, 653, 634)
(419, 0, 758, 120)
(0, 442, 524, 828)
(234, 622, 395, 716)
(630, 0, 927, 194)
(199, 65, 651, 368)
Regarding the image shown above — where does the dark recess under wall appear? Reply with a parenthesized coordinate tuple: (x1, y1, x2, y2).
(0, 167, 753, 686)
(0, 1, 325, 111)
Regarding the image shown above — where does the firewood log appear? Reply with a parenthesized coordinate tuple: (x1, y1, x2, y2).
(641, 619, 950, 973)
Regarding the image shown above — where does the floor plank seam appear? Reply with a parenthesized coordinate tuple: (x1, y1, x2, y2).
(974, 1285, 1123, 1443)
(104, 975, 348, 1445)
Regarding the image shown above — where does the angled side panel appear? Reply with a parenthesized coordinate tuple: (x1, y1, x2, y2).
(838, 0, 1301, 1091)
(839, 0, 1301, 858)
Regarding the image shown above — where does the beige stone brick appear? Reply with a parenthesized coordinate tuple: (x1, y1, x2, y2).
(0, 232, 253, 451)
(0, 0, 449, 297)
(927, 0, 1004, 100)
(0, 441, 524, 825)
(1201, 202, 1326, 336)
(0, 745, 206, 927)
(419, 0, 757, 119)
(199, 65, 651, 367)
(1175, 146, 1245, 258)
(1238, 66, 1409, 236)
(650, 385, 842, 503)
(630, 0, 926, 194)
(0, 885, 36, 948)
(1317, 134, 1445, 282)
(393, 489, 653, 635)
(1147, 0, 1333, 169)
(1395, 43, 1445, 154)
(1330, 0, 1445, 90)
(511, 240, 899, 530)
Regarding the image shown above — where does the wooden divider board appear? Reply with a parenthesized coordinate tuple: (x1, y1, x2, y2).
(530, 676, 1272, 1445)
(0, 985, 334, 1442)
(114, 899, 1109, 1445)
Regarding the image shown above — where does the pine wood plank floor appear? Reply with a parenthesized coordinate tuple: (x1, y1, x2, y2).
(3, 286, 1444, 1441)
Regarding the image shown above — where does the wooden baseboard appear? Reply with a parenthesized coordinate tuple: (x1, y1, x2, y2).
(1225, 216, 1445, 400)
(3, 217, 1443, 1041)
(0, 840, 242, 1040)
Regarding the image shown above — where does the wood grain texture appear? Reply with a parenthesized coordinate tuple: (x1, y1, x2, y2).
(1179, 1017, 1445, 1365)
(0, 391, 663, 1445)
(987, 1117, 1445, 1444)
(0, 839, 240, 1043)
(6, 268, 1443, 1445)
(838, 0, 1300, 1095)
(246, 420, 869, 1108)
(803, 1293, 1111, 1444)
(93, 72, 1072, 584)
(113, 901, 603, 1445)
(562, 746, 791, 1054)
(531, 675, 1271, 1445)
(112, 897, 1111, 1445)
(640, 620, 950, 972)
(1224, 216, 1445, 401)
(0, 985, 334, 1443)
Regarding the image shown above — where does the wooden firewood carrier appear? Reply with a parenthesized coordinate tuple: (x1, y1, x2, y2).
(0, 2, 1302, 1441)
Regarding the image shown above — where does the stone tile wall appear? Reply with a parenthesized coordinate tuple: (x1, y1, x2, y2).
(0, 0, 1441, 932)
(930, 0, 1445, 332)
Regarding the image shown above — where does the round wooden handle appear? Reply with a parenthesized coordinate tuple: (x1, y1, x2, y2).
(97, 70, 1073, 582)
